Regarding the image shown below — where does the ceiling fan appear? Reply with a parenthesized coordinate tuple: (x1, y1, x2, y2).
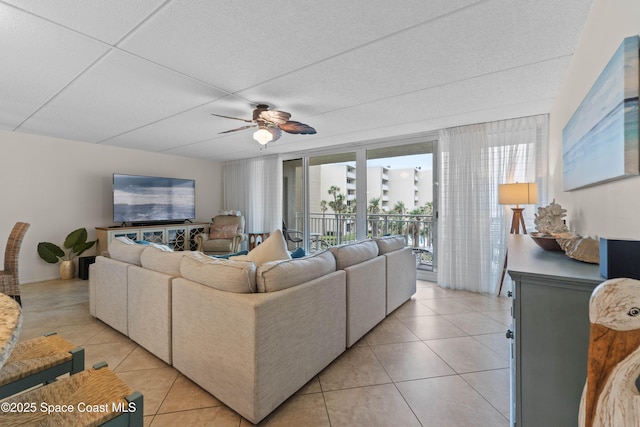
(212, 104, 316, 146)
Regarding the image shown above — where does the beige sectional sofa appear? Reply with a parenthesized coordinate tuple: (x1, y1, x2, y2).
(172, 250, 346, 423)
(89, 233, 415, 424)
(330, 239, 387, 347)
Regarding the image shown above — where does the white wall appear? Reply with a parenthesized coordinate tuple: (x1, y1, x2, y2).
(0, 130, 222, 283)
(549, 0, 640, 238)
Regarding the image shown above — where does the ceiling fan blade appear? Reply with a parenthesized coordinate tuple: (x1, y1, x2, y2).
(211, 113, 253, 123)
(267, 126, 282, 142)
(279, 121, 317, 135)
(257, 109, 291, 125)
(219, 124, 256, 134)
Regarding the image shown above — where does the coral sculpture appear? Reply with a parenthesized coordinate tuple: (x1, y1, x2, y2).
(530, 200, 600, 263)
(533, 199, 569, 236)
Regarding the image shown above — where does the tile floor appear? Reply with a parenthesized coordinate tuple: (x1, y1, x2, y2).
(17, 278, 512, 426)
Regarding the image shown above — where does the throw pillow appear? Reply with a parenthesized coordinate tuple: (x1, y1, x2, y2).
(209, 224, 238, 239)
(230, 229, 291, 266)
(290, 247, 306, 259)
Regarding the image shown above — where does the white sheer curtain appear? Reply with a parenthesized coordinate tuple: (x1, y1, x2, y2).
(222, 155, 283, 233)
(437, 115, 548, 294)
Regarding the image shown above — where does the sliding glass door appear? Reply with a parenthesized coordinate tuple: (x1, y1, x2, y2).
(308, 152, 357, 248)
(282, 158, 305, 250)
(366, 142, 435, 272)
(282, 139, 437, 274)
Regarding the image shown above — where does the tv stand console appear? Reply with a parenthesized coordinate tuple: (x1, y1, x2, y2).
(96, 223, 208, 254)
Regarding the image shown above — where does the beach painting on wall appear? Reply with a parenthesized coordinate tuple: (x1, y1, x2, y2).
(562, 35, 639, 191)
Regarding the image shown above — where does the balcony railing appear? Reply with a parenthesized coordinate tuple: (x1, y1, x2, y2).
(293, 212, 434, 269)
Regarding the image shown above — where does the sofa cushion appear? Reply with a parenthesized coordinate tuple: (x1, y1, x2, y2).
(256, 250, 336, 293)
(209, 224, 238, 239)
(329, 239, 379, 270)
(180, 252, 256, 293)
(108, 237, 146, 266)
(375, 235, 406, 254)
(140, 245, 192, 276)
(231, 229, 291, 266)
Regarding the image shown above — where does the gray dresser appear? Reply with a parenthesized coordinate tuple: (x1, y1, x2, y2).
(507, 235, 603, 427)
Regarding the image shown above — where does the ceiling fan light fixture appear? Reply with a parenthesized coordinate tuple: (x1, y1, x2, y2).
(213, 104, 315, 149)
(253, 128, 273, 145)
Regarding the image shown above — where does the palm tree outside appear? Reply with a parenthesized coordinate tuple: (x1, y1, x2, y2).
(368, 197, 381, 237)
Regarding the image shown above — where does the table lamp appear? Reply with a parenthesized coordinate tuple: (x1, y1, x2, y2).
(498, 182, 538, 234)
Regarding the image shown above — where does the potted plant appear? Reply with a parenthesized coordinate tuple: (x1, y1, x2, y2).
(37, 228, 96, 279)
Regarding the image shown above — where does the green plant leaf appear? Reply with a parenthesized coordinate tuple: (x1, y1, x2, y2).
(64, 228, 88, 249)
(39, 228, 95, 262)
(71, 240, 97, 258)
(37, 242, 64, 263)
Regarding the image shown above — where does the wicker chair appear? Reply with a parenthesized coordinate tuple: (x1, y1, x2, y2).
(0, 362, 143, 426)
(1, 222, 30, 305)
(0, 332, 85, 399)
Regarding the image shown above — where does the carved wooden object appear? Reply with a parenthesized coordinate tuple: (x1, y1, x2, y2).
(579, 278, 640, 427)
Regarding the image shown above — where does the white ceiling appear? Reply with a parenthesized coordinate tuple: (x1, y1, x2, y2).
(0, 0, 594, 161)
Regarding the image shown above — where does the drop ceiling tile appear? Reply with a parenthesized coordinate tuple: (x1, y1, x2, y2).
(154, 55, 566, 161)
(288, 57, 569, 148)
(18, 50, 228, 143)
(2, 0, 166, 44)
(238, 0, 592, 117)
(163, 135, 262, 161)
(0, 0, 594, 162)
(119, 0, 482, 92)
(99, 109, 215, 152)
(100, 96, 252, 152)
(0, 3, 108, 128)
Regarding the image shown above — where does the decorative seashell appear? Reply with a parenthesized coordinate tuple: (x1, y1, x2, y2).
(553, 232, 574, 239)
(534, 199, 569, 235)
(557, 236, 600, 264)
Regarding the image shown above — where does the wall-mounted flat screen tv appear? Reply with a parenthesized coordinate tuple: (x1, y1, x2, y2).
(113, 174, 195, 224)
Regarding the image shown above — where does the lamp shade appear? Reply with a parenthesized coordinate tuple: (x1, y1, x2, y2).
(498, 182, 538, 205)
